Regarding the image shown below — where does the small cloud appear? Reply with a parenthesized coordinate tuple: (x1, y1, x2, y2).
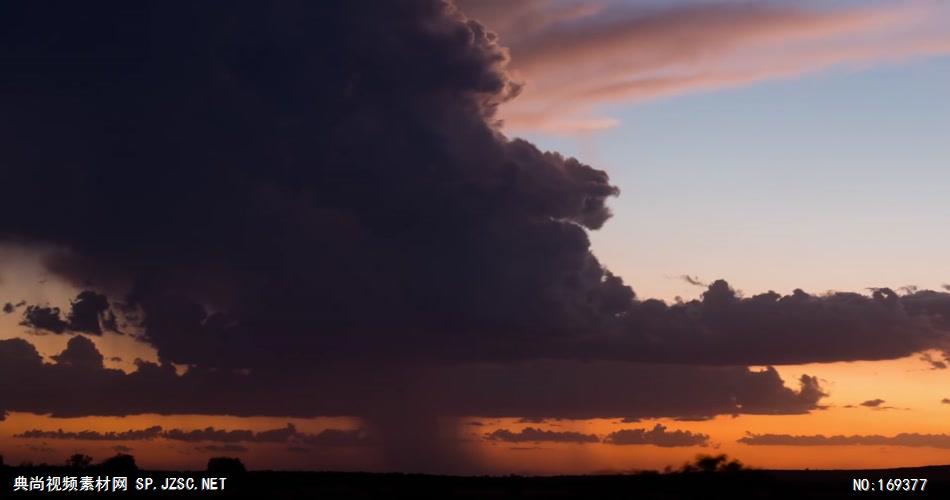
(941, 398, 950, 404)
(673, 415, 715, 422)
(3, 300, 26, 314)
(739, 432, 950, 448)
(858, 399, 902, 410)
(604, 424, 709, 447)
(485, 427, 598, 444)
(679, 275, 706, 287)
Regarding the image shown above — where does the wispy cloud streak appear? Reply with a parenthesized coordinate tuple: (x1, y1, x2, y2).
(459, 1, 950, 133)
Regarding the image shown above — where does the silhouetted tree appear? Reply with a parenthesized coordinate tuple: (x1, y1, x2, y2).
(681, 454, 744, 473)
(66, 453, 93, 468)
(207, 457, 246, 475)
(719, 457, 744, 472)
(99, 454, 138, 473)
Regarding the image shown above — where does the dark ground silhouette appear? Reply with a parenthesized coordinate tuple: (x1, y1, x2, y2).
(0, 454, 947, 498)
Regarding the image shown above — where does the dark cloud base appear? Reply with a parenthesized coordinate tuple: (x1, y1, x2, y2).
(0, 336, 824, 421)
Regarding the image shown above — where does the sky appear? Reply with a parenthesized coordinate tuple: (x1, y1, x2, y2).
(1, 0, 950, 475)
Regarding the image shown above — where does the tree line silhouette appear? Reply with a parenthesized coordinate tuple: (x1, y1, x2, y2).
(0, 452, 244, 474)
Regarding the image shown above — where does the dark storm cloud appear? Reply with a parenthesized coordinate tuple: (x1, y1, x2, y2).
(416, 362, 826, 421)
(0, 337, 825, 421)
(609, 283, 950, 366)
(5, 0, 948, 374)
(485, 427, 598, 444)
(603, 424, 709, 447)
(0, 337, 269, 418)
(24, 281, 950, 371)
(739, 432, 950, 448)
(0, 0, 618, 371)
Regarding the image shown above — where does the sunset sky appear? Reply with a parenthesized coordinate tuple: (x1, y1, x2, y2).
(1, 0, 950, 475)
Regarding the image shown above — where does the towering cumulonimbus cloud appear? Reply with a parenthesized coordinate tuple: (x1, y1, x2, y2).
(0, 0, 624, 371)
(1, 0, 949, 472)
